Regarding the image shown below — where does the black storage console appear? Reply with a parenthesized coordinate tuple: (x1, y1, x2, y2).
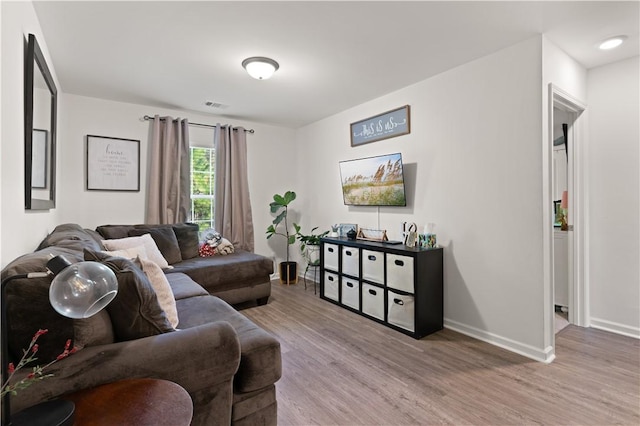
(320, 236, 443, 339)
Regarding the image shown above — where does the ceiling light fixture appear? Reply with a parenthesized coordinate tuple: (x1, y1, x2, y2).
(242, 57, 279, 80)
(598, 35, 627, 50)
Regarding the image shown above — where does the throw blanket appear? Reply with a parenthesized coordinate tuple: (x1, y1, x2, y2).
(200, 230, 235, 256)
(215, 238, 235, 255)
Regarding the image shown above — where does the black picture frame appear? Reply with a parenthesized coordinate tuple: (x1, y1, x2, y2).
(25, 33, 57, 210)
(86, 135, 140, 191)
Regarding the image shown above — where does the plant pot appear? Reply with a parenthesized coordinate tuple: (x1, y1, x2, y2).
(279, 261, 298, 285)
(305, 244, 321, 265)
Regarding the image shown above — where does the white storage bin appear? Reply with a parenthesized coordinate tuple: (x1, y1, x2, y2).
(324, 243, 339, 271)
(362, 249, 384, 284)
(341, 246, 360, 277)
(387, 290, 415, 332)
(323, 271, 339, 301)
(386, 254, 414, 293)
(341, 278, 360, 310)
(362, 283, 384, 321)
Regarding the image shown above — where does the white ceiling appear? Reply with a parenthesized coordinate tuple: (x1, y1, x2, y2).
(33, 1, 639, 128)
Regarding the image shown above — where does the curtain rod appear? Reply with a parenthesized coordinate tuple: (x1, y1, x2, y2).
(142, 115, 254, 133)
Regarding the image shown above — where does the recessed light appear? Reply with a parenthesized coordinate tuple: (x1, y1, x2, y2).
(598, 36, 627, 50)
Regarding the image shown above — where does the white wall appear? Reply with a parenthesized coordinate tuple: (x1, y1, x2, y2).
(0, 1, 63, 267)
(296, 37, 548, 360)
(587, 56, 640, 337)
(541, 37, 588, 355)
(58, 94, 296, 264)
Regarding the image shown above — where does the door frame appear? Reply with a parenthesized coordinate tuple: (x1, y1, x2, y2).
(545, 84, 588, 355)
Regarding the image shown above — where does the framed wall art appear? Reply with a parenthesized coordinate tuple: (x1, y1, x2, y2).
(339, 223, 358, 237)
(350, 105, 410, 146)
(86, 135, 140, 191)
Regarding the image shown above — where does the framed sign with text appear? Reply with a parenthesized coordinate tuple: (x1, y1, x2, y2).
(86, 135, 140, 191)
(350, 105, 410, 146)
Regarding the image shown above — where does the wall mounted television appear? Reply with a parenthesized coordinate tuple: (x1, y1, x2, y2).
(339, 152, 407, 206)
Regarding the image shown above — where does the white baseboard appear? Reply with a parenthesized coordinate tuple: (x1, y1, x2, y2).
(444, 318, 555, 363)
(298, 273, 319, 283)
(590, 317, 640, 339)
(269, 272, 314, 285)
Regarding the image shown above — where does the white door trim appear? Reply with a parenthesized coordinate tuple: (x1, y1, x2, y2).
(546, 84, 588, 354)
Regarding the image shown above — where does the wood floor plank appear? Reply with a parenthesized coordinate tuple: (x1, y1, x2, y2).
(240, 281, 640, 425)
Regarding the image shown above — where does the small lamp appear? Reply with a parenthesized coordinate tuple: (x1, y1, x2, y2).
(241, 57, 279, 80)
(2, 255, 118, 426)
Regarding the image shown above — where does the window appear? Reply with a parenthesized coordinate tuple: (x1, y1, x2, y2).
(190, 147, 215, 231)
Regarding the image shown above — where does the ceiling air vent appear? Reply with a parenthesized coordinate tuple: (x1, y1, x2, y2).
(205, 101, 229, 109)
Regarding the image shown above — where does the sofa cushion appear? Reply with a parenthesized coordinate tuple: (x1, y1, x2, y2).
(232, 385, 276, 423)
(95, 224, 135, 240)
(37, 223, 104, 252)
(102, 234, 171, 269)
(165, 273, 208, 300)
(2, 247, 82, 363)
(84, 249, 175, 341)
(101, 245, 148, 260)
(73, 310, 115, 350)
(133, 223, 200, 261)
(176, 295, 281, 393)
(83, 228, 107, 246)
(136, 257, 179, 328)
(97, 223, 200, 261)
(170, 223, 200, 260)
(166, 251, 274, 293)
(128, 228, 182, 265)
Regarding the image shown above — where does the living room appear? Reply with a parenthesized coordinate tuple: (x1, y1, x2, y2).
(1, 1, 639, 425)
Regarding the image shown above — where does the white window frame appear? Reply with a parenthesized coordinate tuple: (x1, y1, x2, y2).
(189, 146, 215, 231)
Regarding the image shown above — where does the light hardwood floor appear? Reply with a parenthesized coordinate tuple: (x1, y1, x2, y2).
(240, 281, 640, 425)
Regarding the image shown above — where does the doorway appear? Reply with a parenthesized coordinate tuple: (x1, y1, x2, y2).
(548, 85, 587, 346)
(552, 106, 571, 333)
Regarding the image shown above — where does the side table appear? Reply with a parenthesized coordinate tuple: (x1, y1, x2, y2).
(65, 378, 192, 426)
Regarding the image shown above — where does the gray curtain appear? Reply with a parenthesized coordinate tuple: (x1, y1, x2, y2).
(146, 115, 190, 224)
(214, 125, 254, 252)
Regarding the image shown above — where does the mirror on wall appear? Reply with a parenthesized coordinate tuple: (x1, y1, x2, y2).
(25, 33, 57, 210)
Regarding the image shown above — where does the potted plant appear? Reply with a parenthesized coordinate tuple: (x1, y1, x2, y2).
(266, 191, 299, 285)
(295, 226, 329, 267)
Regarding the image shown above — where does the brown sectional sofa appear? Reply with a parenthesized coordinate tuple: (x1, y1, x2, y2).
(1, 223, 280, 425)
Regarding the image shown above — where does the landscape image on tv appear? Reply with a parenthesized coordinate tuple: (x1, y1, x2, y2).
(339, 153, 407, 206)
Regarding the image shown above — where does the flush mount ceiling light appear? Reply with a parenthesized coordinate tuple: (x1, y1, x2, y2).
(242, 57, 279, 80)
(598, 35, 627, 50)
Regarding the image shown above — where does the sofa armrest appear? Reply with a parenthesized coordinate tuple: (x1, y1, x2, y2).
(10, 321, 241, 414)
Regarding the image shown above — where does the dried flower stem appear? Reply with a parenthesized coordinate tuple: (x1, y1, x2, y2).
(1, 329, 77, 397)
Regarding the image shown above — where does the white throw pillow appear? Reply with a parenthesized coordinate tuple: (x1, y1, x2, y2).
(101, 245, 148, 260)
(102, 234, 171, 269)
(137, 256, 179, 328)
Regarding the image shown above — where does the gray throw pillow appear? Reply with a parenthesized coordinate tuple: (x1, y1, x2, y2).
(172, 223, 200, 260)
(83, 249, 174, 341)
(128, 227, 182, 265)
(95, 224, 135, 240)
